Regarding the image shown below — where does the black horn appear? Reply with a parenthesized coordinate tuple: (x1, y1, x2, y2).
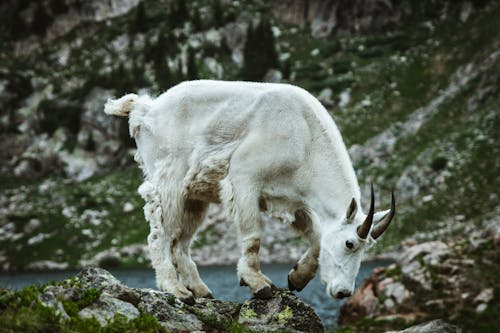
(371, 190, 396, 239)
(357, 184, 374, 239)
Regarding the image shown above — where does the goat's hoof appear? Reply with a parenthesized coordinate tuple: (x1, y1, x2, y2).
(180, 295, 196, 306)
(288, 275, 303, 292)
(270, 283, 278, 291)
(239, 278, 248, 287)
(202, 292, 214, 299)
(253, 286, 273, 300)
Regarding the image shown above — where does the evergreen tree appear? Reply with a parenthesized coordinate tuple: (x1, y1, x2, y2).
(132, 1, 147, 33)
(32, 4, 53, 36)
(242, 18, 279, 81)
(187, 47, 198, 81)
(50, 0, 69, 15)
(168, 0, 189, 29)
(212, 0, 223, 27)
(152, 31, 173, 90)
(175, 58, 184, 83)
(192, 7, 203, 32)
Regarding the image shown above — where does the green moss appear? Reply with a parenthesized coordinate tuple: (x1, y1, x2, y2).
(0, 281, 166, 333)
(240, 306, 257, 319)
(190, 305, 251, 333)
(273, 305, 293, 324)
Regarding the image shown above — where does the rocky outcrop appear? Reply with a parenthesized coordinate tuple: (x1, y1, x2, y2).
(272, 0, 483, 38)
(386, 319, 462, 333)
(39, 266, 324, 332)
(338, 217, 499, 332)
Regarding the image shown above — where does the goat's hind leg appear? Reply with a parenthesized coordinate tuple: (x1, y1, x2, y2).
(140, 181, 195, 305)
(170, 199, 213, 299)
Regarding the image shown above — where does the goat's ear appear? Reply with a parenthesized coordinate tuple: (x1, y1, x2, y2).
(346, 198, 358, 222)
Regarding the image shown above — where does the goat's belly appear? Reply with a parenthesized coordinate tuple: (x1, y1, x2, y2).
(184, 157, 228, 203)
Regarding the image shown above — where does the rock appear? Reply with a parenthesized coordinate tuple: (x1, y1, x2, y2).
(339, 279, 379, 324)
(400, 260, 432, 291)
(39, 267, 324, 332)
(317, 88, 334, 107)
(385, 319, 462, 333)
(264, 69, 283, 83)
(39, 286, 72, 320)
(137, 290, 204, 332)
(79, 293, 140, 325)
(123, 202, 135, 213)
(27, 260, 69, 270)
(238, 289, 323, 333)
(338, 89, 351, 107)
(224, 12, 252, 65)
(376, 312, 423, 324)
(381, 281, 411, 305)
(473, 288, 493, 304)
(23, 218, 41, 233)
(475, 303, 488, 313)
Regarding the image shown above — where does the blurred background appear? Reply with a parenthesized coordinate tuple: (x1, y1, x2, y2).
(0, 0, 498, 331)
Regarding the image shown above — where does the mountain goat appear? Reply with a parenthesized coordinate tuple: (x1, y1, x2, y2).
(104, 80, 395, 304)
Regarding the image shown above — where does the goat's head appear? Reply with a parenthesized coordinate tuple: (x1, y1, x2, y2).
(319, 185, 395, 299)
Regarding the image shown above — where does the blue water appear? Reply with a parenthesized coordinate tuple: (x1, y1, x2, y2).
(0, 261, 390, 327)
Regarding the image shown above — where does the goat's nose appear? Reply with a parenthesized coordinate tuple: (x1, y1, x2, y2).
(335, 290, 352, 299)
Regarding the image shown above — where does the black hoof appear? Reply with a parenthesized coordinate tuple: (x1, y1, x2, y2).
(180, 295, 195, 306)
(253, 286, 273, 300)
(270, 283, 278, 291)
(240, 278, 248, 287)
(288, 275, 303, 292)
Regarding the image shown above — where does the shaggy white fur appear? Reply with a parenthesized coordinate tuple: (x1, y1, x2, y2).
(104, 80, 394, 301)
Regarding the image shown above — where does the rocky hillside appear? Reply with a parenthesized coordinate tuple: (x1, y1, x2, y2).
(0, 0, 498, 284)
(339, 217, 499, 332)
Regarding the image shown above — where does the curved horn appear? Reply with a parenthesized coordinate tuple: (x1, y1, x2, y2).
(371, 190, 396, 239)
(357, 184, 374, 239)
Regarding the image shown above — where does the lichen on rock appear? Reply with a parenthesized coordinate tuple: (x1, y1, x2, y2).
(26, 266, 325, 332)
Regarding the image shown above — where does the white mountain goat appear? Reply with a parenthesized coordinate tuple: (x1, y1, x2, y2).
(104, 80, 395, 304)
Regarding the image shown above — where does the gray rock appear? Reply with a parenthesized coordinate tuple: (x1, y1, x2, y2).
(473, 288, 493, 304)
(382, 281, 411, 305)
(79, 293, 139, 325)
(317, 88, 334, 107)
(137, 290, 204, 332)
(386, 319, 462, 333)
(39, 286, 72, 320)
(238, 289, 323, 332)
(72, 267, 322, 332)
(400, 260, 432, 291)
(78, 266, 123, 290)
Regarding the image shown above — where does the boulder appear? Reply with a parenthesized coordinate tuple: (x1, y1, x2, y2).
(79, 293, 140, 325)
(39, 266, 324, 332)
(386, 319, 462, 333)
(338, 278, 379, 324)
(239, 289, 323, 332)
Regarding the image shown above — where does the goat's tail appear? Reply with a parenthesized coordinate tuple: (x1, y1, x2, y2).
(104, 93, 152, 117)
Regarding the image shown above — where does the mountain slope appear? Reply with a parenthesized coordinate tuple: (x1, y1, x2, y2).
(0, 0, 498, 270)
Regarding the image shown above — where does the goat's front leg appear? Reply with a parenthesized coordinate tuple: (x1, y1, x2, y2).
(237, 228, 274, 299)
(221, 176, 273, 299)
(288, 210, 320, 291)
(288, 247, 319, 291)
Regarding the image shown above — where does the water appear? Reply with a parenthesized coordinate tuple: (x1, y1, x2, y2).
(0, 261, 390, 327)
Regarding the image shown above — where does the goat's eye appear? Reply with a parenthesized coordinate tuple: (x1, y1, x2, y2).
(345, 240, 354, 249)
